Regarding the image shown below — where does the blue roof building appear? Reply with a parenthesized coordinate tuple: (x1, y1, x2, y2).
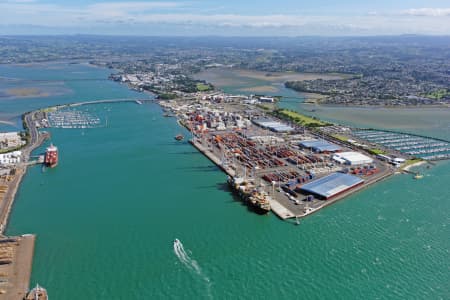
(299, 139, 341, 152)
(299, 172, 364, 199)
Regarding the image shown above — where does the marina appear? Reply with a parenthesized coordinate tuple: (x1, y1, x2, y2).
(48, 109, 103, 129)
(351, 129, 450, 161)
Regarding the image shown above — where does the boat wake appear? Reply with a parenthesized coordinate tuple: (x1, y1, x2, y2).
(173, 238, 212, 298)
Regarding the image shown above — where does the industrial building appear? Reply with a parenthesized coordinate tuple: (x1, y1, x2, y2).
(259, 97, 275, 103)
(332, 151, 373, 165)
(252, 118, 294, 132)
(299, 172, 364, 199)
(299, 139, 341, 153)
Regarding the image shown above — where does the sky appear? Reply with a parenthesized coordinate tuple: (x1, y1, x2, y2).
(1, 0, 450, 36)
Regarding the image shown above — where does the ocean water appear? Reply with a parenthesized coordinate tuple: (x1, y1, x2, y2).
(3, 63, 450, 299)
(0, 62, 147, 131)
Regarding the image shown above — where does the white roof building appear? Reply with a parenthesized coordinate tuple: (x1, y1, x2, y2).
(332, 151, 373, 165)
(0, 151, 22, 165)
(393, 157, 406, 163)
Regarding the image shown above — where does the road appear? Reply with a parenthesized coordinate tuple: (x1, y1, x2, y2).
(0, 111, 47, 234)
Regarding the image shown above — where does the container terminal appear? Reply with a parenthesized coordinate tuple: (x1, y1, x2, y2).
(160, 97, 397, 220)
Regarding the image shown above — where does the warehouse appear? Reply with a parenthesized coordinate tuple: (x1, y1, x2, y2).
(252, 118, 294, 132)
(299, 139, 341, 153)
(332, 151, 373, 165)
(299, 172, 364, 199)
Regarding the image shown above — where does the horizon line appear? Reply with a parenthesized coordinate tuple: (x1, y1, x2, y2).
(1, 33, 450, 38)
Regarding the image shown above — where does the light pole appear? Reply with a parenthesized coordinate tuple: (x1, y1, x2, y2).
(272, 181, 276, 195)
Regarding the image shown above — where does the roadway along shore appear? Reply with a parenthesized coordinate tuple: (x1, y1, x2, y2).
(0, 110, 48, 299)
(0, 111, 48, 233)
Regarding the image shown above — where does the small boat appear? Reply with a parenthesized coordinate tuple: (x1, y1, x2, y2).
(174, 134, 184, 141)
(413, 173, 423, 179)
(25, 284, 48, 300)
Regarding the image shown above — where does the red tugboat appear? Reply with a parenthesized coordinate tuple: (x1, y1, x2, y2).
(44, 143, 58, 168)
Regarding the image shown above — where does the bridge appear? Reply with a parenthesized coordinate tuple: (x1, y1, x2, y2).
(15, 78, 109, 83)
(65, 98, 155, 107)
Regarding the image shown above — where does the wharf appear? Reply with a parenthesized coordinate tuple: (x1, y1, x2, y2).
(190, 139, 236, 177)
(0, 169, 25, 234)
(191, 138, 302, 219)
(268, 199, 295, 219)
(0, 234, 35, 300)
(189, 132, 394, 221)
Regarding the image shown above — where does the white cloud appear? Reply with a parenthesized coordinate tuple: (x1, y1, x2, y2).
(2, 0, 37, 3)
(89, 1, 182, 14)
(1, 2, 450, 35)
(402, 8, 450, 17)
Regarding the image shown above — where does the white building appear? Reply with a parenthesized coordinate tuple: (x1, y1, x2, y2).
(393, 157, 406, 165)
(0, 151, 22, 165)
(332, 151, 373, 165)
(0, 132, 25, 149)
(259, 97, 275, 103)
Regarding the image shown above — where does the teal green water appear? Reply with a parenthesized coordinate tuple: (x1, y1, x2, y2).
(0, 62, 148, 131)
(3, 64, 450, 299)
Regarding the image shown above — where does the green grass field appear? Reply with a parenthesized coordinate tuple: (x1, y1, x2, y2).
(426, 89, 448, 100)
(276, 109, 329, 127)
(331, 134, 349, 142)
(196, 83, 212, 91)
(367, 148, 386, 155)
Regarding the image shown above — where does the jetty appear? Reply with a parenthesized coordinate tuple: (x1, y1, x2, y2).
(191, 138, 297, 219)
(0, 235, 35, 300)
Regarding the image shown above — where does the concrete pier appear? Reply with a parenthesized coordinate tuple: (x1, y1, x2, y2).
(188, 132, 395, 221)
(190, 138, 301, 218)
(190, 139, 236, 177)
(268, 199, 295, 219)
(0, 234, 35, 300)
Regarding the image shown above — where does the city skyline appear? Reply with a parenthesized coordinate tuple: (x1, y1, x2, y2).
(1, 0, 450, 36)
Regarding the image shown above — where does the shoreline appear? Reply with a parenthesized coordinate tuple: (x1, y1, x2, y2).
(0, 99, 149, 233)
(0, 111, 47, 234)
(403, 161, 427, 172)
(0, 109, 47, 298)
(295, 98, 449, 109)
